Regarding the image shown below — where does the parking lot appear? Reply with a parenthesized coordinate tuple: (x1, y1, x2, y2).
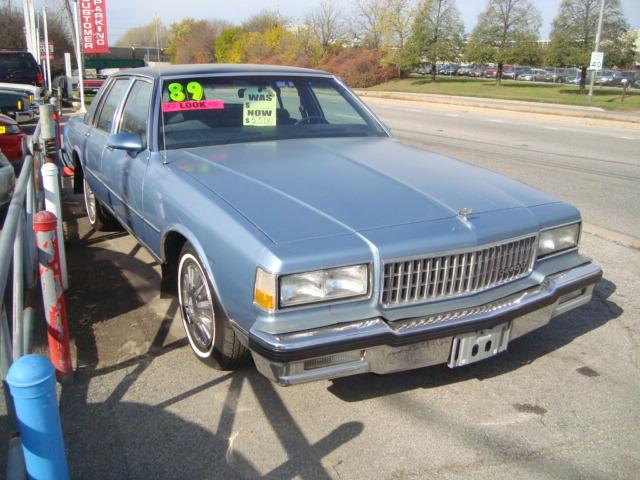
(10, 100, 630, 479)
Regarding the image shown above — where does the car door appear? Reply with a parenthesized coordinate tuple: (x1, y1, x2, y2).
(84, 77, 131, 204)
(102, 78, 154, 236)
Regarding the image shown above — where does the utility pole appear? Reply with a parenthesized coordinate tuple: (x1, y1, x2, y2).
(155, 14, 161, 62)
(71, 0, 86, 113)
(43, 8, 52, 92)
(588, 0, 606, 104)
(28, 0, 37, 60)
(22, 0, 33, 55)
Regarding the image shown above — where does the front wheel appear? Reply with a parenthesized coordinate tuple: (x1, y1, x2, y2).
(177, 243, 249, 370)
(83, 177, 117, 231)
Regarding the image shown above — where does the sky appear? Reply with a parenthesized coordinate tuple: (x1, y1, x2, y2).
(104, 0, 640, 44)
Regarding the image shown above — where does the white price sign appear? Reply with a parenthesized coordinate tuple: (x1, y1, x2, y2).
(589, 51, 604, 70)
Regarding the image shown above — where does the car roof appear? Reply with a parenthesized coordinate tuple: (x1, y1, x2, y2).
(115, 63, 334, 80)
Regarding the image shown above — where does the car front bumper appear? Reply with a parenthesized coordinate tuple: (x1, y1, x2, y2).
(248, 262, 602, 386)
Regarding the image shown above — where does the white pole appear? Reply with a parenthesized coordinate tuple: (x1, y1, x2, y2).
(64, 53, 72, 78)
(39, 104, 68, 289)
(588, 0, 606, 104)
(72, 0, 86, 113)
(28, 0, 37, 61)
(43, 8, 52, 92)
(22, 0, 33, 55)
(155, 15, 161, 62)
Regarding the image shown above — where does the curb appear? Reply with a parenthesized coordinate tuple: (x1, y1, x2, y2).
(355, 90, 640, 125)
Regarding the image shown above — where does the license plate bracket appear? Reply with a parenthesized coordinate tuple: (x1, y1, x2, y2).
(448, 322, 511, 368)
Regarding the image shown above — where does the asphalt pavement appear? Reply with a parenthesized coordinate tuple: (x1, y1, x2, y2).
(366, 97, 640, 241)
(1, 101, 639, 479)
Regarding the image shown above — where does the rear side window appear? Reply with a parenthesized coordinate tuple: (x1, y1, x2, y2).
(0, 52, 38, 71)
(95, 78, 129, 133)
(118, 80, 153, 148)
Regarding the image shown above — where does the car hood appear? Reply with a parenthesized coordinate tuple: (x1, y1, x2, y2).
(173, 137, 560, 244)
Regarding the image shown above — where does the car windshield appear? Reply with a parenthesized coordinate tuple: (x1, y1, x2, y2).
(159, 76, 387, 149)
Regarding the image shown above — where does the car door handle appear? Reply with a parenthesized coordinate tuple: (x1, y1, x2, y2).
(84, 132, 91, 137)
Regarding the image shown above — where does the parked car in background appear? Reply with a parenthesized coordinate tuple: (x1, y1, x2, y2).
(64, 64, 602, 386)
(438, 64, 459, 76)
(0, 50, 43, 88)
(466, 66, 485, 78)
(0, 113, 26, 171)
(483, 67, 498, 78)
(0, 151, 16, 212)
(606, 71, 636, 87)
(72, 69, 107, 93)
(593, 70, 615, 86)
(0, 82, 40, 116)
(456, 66, 474, 76)
(519, 68, 552, 82)
(0, 88, 34, 123)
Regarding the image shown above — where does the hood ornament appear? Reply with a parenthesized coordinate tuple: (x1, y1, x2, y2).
(458, 208, 473, 220)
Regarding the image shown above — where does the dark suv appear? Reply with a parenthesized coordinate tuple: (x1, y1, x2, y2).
(0, 50, 43, 87)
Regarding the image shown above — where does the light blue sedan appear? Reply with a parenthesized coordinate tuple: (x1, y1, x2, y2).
(64, 65, 602, 385)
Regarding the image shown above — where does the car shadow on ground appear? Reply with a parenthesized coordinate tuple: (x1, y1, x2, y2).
(328, 278, 621, 402)
(60, 206, 365, 478)
(55, 187, 621, 478)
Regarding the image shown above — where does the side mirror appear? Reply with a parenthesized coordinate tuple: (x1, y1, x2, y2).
(107, 132, 143, 154)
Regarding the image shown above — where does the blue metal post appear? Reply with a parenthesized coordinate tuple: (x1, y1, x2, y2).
(6, 355, 70, 480)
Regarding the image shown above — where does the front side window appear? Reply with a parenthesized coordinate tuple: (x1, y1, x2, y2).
(95, 78, 129, 133)
(159, 76, 386, 149)
(118, 80, 153, 148)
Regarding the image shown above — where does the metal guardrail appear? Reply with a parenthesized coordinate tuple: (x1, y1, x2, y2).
(0, 152, 39, 479)
(0, 152, 38, 377)
(2, 100, 72, 479)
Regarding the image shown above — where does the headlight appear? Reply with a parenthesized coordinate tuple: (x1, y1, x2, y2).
(538, 223, 580, 258)
(0, 124, 20, 134)
(280, 264, 369, 308)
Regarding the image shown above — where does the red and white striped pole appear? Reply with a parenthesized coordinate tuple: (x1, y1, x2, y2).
(34, 211, 72, 382)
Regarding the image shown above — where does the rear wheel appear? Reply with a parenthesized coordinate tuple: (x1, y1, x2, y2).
(177, 243, 248, 370)
(83, 178, 117, 231)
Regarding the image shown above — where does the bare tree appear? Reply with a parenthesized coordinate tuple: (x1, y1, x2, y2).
(307, 1, 347, 53)
(0, 0, 26, 49)
(116, 19, 170, 48)
(353, 0, 386, 49)
(381, 0, 415, 49)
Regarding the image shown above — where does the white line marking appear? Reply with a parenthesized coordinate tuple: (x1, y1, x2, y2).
(409, 108, 422, 113)
(445, 113, 459, 117)
(543, 126, 560, 131)
(616, 136, 635, 140)
(488, 119, 505, 123)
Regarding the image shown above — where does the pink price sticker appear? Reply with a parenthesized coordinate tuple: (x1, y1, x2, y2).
(162, 100, 224, 113)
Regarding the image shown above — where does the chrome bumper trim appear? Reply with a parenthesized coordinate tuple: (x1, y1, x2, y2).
(249, 262, 602, 385)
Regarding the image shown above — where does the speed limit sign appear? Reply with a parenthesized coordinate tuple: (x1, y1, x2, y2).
(589, 51, 604, 70)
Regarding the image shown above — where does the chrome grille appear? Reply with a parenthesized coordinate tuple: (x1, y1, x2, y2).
(381, 235, 537, 307)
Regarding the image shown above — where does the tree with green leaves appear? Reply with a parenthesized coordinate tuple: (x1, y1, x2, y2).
(408, 0, 465, 81)
(546, 0, 634, 91)
(380, 0, 416, 76)
(466, 0, 542, 85)
(215, 27, 245, 63)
